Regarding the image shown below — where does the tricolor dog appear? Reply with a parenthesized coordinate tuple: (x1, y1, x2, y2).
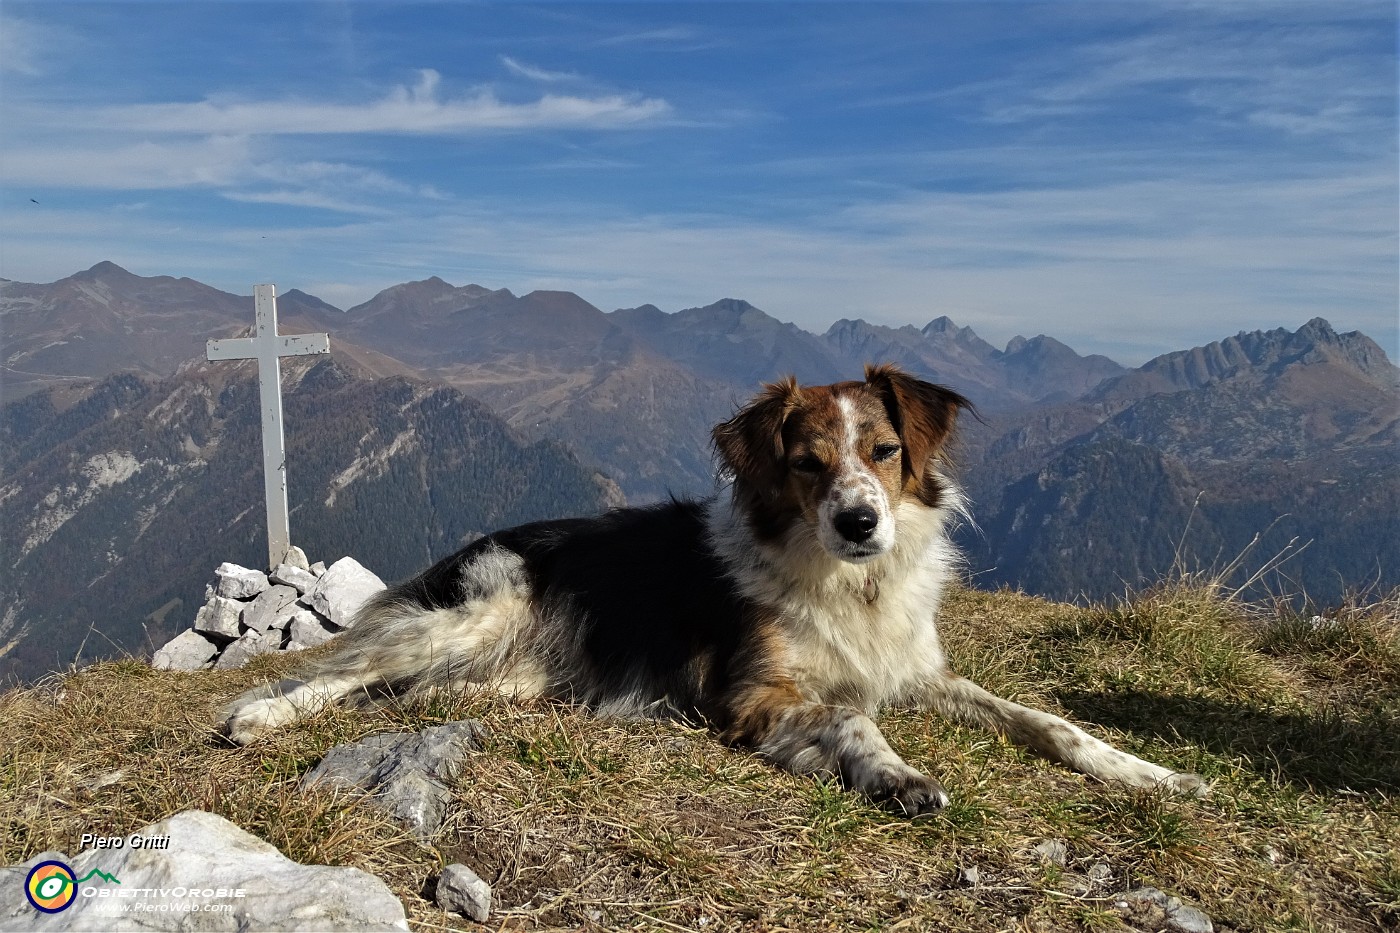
(221, 364, 1206, 813)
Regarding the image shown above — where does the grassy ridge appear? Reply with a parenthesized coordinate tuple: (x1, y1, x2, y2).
(2, 582, 1396, 931)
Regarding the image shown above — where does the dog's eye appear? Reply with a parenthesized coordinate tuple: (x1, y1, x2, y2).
(789, 455, 823, 474)
(873, 444, 901, 462)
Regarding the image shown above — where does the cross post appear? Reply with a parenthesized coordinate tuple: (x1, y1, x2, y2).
(207, 284, 330, 569)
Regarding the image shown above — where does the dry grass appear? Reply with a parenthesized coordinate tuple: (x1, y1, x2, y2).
(2, 583, 1396, 932)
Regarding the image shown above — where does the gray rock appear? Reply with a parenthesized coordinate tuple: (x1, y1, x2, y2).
(241, 584, 300, 633)
(214, 562, 269, 600)
(436, 863, 491, 922)
(0, 810, 407, 931)
(308, 557, 385, 628)
(214, 627, 283, 670)
(1118, 887, 1214, 933)
(152, 629, 219, 671)
(1087, 861, 1113, 886)
(959, 865, 980, 887)
(301, 720, 487, 839)
(270, 563, 319, 595)
(281, 545, 311, 571)
(1032, 838, 1069, 867)
(192, 595, 244, 642)
(75, 769, 125, 798)
(309, 561, 326, 576)
(287, 609, 338, 650)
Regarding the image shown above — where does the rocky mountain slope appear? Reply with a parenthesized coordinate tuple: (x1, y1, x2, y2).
(960, 319, 1399, 600)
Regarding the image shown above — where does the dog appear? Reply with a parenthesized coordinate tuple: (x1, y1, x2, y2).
(221, 364, 1206, 813)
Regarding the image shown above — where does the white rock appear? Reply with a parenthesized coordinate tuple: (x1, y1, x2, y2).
(288, 609, 337, 649)
(214, 562, 269, 600)
(270, 563, 319, 595)
(1032, 838, 1069, 867)
(436, 863, 491, 922)
(152, 630, 219, 671)
(192, 595, 243, 642)
(281, 545, 311, 571)
(309, 561, 327, 576)
(214, 628, 283, 670)
(241, 584, 300, 633)
(309, 557, 385, 629)
(0, 810, 408, 931)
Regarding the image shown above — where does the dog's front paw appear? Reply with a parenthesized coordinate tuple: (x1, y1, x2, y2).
(219, 696, 293, 746)
(869, 768, 950, 817)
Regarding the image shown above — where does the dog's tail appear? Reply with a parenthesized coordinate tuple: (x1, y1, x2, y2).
(219, 563, 535, 744)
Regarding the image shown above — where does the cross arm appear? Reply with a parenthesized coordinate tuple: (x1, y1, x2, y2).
(277, 333, 331, 357)
(205, 333, 330, 361)
(206, 337, 257, 361)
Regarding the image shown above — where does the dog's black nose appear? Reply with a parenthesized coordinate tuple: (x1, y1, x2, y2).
(834, 506, 879, 543)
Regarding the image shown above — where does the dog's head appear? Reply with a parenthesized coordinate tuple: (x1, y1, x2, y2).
(713, 364, 971, 563)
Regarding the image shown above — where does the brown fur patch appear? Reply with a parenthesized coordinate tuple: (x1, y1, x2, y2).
(863, 363, 972, 506)
(712, 376, 801, 494)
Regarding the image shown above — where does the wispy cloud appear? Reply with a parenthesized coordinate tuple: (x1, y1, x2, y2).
(55, 69, 669, 137)
(0, 14, 74, 76)
(500, 56, 579, 83)
(966, 18, 1393, 141)
(595, 26, 706, 47)
(0, 136, 255, 189)
(220, 190, 393, 216)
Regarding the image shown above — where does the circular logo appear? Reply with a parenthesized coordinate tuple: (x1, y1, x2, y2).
(25, 860, 77, 913)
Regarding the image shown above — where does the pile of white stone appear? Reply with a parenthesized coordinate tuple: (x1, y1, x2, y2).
(152, 547, 386, 672)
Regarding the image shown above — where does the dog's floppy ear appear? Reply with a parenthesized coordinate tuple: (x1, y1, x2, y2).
(864, 363, 972, 480)
(712, 376, 801, 493)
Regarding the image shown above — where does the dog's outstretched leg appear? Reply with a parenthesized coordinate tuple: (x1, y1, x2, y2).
(916, 672, 1209, 796)
(220, 674, 369, 745)
(723, 681, 950, 816)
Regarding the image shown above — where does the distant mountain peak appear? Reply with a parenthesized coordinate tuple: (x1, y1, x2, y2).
(77, 260, 136, 280)
(280, 289, 343, 314)
(696, 298, 760, 319)
(921, 315, 990, 347)
(1094, 317, 1397, 400)
(922, 315, 960, 335)
(1005, 335, 1028, 354)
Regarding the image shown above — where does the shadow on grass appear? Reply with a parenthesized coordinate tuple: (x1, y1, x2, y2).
(1057, 689, 1399, 794)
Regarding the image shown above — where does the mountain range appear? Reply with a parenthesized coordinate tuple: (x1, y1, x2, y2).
(2, 262, 1396, 681)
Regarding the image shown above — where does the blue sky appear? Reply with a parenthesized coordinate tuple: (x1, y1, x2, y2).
(1, 2, 1395, 364)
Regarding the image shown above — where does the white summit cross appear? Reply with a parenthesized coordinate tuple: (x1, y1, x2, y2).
(207, 284, 330, 569)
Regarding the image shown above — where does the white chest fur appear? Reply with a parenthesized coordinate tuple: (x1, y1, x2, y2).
(707, 494, 957, 712)
(778, 544, 949, 711)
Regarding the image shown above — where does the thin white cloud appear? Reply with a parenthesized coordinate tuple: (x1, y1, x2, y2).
(595, 26, 705, 46)
(77, 69, 669, 136)
(500, 56, 579, 83)
(0, 14, 69, 76)
(221, 190, 393, 216)
(0, 136, 254, 189)
(963, 18, 1393, 140)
